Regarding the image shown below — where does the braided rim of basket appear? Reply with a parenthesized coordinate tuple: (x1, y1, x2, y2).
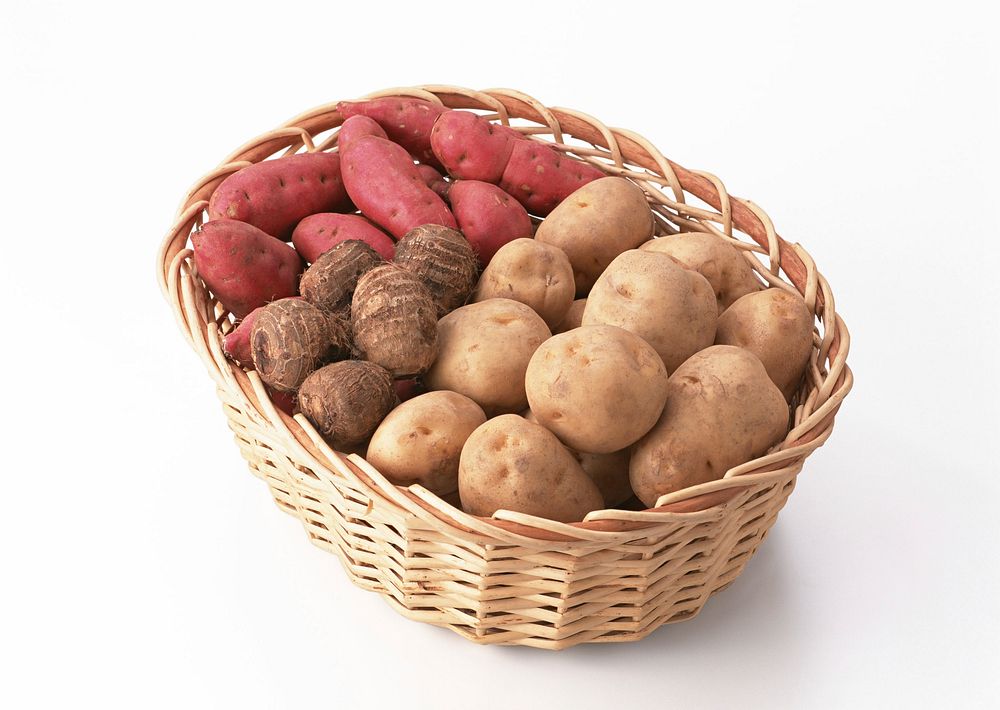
(157, 85, 853, 543)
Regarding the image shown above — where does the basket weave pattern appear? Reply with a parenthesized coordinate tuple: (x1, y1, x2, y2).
(157, 86, 853, 649)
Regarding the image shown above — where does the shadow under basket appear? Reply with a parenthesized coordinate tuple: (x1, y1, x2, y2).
(157, 85, 853, 650)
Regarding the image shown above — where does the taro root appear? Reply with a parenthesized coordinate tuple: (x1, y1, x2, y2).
(393, 224, 478, 316)
(250, 298, 351, 392)
(298, 360, 396, 448)
(300, 239, 383, 318)
(352, 264, 438, 376)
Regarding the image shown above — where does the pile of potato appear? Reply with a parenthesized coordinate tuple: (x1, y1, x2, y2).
(198, 97, 814, 523)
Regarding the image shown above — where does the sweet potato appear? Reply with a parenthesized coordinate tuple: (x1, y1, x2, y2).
(208, 152, 350, 240)
(430, 110, 515, 182)
(292, 213, 395, 262)
(430, 110, 603, 215)
(449, 180, 532, 265)
(416, 164, 450, 199)
(223, 297, 302, 367)
(192, 219, 302, 319)
(338, 97, 445, 168)
(498, 138, 604, 216)
(340, 135, 457, 238)
(337, 115, 388, 153)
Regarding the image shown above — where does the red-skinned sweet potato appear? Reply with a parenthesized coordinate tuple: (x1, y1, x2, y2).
(267, 386, 297, 415)
(341, 135, 457, 238)
(192, 219, 303, 318)
(415, 164, 451, 199)
(292, 213, 395, 262)
(430, 110, 515, 183)
(338, 97, 445, 169)
(499, 139, 605, 216)
(338, 115, 388, 153)
(430, 110, 603, 216)
(208, 152, 350, 240)
(449, 181, 533, 265)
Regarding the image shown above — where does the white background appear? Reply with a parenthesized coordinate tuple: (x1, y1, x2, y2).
(3, 1, 998, 708)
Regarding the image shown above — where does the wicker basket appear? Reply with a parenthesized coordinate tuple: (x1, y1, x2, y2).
(157, 85, 853, 650)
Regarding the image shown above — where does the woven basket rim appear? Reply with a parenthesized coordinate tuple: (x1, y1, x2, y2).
(157, 84, 853, 544)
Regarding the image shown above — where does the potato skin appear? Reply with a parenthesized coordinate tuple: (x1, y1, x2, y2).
(536, 177, 654, 294)
(473, 238, 575, 329)
(458, 415, 603, 522)
(641, 233, 761, 313)
(336, 115, 388, 153)
(716, 288, 814, 400)
(554, 298, 587, 334)
(367, 391, 486, 497)
(630, 345, 789, 507)
(583, 249, 716, 373)
(192, 219, 303, 319)
(208, 152, 350, 240)
(525, 325, 668, 453)
(424, 298, 551, 416)
(522, 408, 632, 506)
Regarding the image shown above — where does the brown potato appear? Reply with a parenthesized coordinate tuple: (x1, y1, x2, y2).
(554, 298, 587, 334)
(630, 345, 789, 507)
(424, 298, 551, 415)
(582, 250, 717, 372)
(525, 325, 668, 453)
(716, 288, 814, 400)
(459, 415, 603, 522)
(473, 238, 574, 329)
(535, 177, 654, 295)
(641, 232, 761, 313)
(367, 391, 486, 497)
(522, 408, 633, 507)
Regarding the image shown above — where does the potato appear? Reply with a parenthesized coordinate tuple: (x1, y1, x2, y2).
(554, 298, 587, 333)
(640, 232, 761, 313)
(523, 409, 632, 507)
(630, 345, 789, 506)
(459, 415, 603, 522)
(424, 298, 550, 415)
(525, 325, 668, 453)
(575, 449, 633, 508)
(367, 391, 486, 497)
(716, 288, 814, 400)
(473, 238, 574, 329)
(583, 250, 716, 372)
(535, 177, 654, 294)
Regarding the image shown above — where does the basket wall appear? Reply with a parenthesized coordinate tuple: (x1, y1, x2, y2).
(158, 85, 852, 649)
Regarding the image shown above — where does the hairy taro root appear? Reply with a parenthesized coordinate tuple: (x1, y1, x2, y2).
(250, 298, 351, 392)
(393, 225, 478, 316)
(352, 264, 439, 376)
(300, 239, 383, 318)
(298, 360, 396, 448)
